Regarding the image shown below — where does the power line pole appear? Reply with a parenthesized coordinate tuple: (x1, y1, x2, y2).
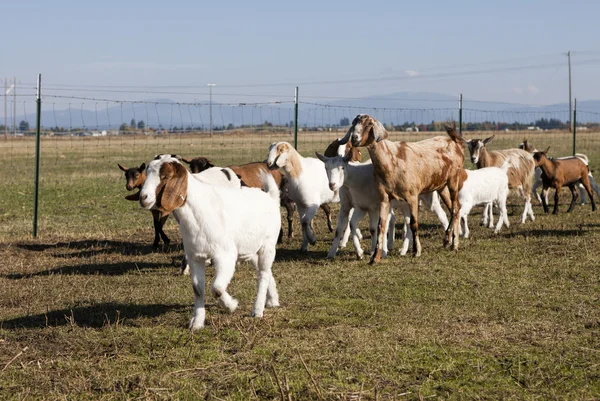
(4, 78, 7, 139)
(13, 77, 17, 135)
(208, 83, 215, 137)
(567, 51, 572, 132)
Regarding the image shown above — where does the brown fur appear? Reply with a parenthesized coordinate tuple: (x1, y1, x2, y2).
(155, 162, 188, 214)
(340, 115, 465, 261)
(533, 148, 596, 214)
(275, 143, 303, 179)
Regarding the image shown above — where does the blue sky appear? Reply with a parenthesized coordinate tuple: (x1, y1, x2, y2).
(2, 0, 600, 106)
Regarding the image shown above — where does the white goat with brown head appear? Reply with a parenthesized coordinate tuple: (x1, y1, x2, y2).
(465, 135, 535, 223)
(338, 115, 466, 262)
(266, 142, 339, 252)
(139, 154, 281, 330)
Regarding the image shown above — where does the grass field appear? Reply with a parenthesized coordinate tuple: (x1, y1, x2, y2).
(1, 130, 600, 399)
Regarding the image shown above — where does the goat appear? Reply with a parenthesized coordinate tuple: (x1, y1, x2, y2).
(266, 142, 339, 252)
(338, 115, 466, 262)
(465, 135, 535, 223)
(118, 163, 170, 249)
(458, 163, 510, 238)
(519, 140, 600, 205)
(183, 157, 335, 238)
(139, 154, 281, 330)
(316, 152, 449, 259)
(532, 147, 597, 214)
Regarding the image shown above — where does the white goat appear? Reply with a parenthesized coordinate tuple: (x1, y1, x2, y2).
(140, 154, 281, 331)
(458, 163, 510, 238)
(316, 152, 449, 258)
(266, 142, 339, 252)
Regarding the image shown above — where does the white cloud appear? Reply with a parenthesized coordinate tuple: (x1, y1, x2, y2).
(512, 87, 523, 94)
(405, 70, 419, 77)
(526, 84, 539, 94)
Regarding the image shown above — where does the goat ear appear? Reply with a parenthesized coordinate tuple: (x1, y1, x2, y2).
(342, 150, 353, 163)
(543, 146, 550, 155)
(315, 152, 328, 162)
(483, 135, 495, 145)
(181, 158, 192, 164)
(138, 163, 146, 171)
(118, 163, 128, 172)
(125, 192, 140, 201)
(159, 163, 188, 213)
(205, 159, 215, 168)
(372, 120, 388, 143)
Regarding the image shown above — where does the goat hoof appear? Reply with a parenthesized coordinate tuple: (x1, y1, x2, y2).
(266, 299, 279, 308)
(250, 311, 264, 318)
(189, 318, 205, 331)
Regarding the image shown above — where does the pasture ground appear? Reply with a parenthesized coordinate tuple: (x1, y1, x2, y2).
(0, 130, 600, 400)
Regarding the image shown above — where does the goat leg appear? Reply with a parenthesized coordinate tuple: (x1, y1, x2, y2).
(541, 188, 550, 214)
(320, 204, 334, 232)
(567, 185, 578, 213)
(553, 186, 561, 214)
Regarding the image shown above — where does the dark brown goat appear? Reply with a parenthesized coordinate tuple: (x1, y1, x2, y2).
(323, 138, 362, 162)
(532, 148, 597, 214)
(181, 157, 214, 174)
(118, 163, 171, 248)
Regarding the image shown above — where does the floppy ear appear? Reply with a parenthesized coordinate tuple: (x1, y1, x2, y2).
(315, 152, 328, 163)
(125, 191, 140, 201)
(483, 135, 495, 145)
(138, 163, 146, 172)
(372, 119, 388, 143)
(181, 158, 192, 164)
(158, 163, 188, 213)
(118, 163, 128, 172)
(351, 147, 362, 161)
(204, 159, 215, 169)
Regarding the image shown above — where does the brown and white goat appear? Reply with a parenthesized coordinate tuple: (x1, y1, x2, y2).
(182, 157, 335, 238)
(118, 163, 170, 248)
(338, 115, 466, 262)
(465, 135, 535, 223)
(532, 147, 597, 214)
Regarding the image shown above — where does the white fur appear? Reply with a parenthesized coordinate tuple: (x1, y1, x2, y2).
(318, 154, 449, 258)
(140, 155, 281, 331)
(459, 164, 510, 238)
(266, 142, 339, 252)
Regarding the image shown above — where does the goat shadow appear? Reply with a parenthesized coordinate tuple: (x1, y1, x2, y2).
(0, 302, 187, 329)
(275, 249, 329, 264)
(3, 261, 172, 280)
(16, 240, 182, 258)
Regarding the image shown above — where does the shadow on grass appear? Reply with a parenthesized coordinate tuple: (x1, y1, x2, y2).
(275, 248, 329, 263)
(16, 240, 182, 258)
(0, 302, 186, 329)
(500, 228, 586, 238)
(3, 261, 170, 279)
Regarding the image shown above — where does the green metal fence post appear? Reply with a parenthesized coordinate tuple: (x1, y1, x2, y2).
(458, 93, 463, 135)
(33, 74, 42, 238)
(572, 98, 577, 155)
(293, 86, 299, 150)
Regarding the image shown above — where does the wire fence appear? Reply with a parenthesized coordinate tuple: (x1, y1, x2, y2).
(1, 89, 599, 238)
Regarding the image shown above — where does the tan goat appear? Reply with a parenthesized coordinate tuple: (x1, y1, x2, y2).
(465, 135, 535, 223)
(338, 114, 466, 262)
(533, 147, 597, 214)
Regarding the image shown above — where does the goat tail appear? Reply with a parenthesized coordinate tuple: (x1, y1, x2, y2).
(443, 121, 462, 143)
(260, 171, 280, 202)
(575, 153, 589, 166)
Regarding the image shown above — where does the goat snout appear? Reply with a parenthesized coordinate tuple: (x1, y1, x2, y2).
(329, 183, 337, 191)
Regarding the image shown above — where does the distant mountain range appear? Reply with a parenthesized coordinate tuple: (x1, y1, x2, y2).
(4, 92, 599, 130)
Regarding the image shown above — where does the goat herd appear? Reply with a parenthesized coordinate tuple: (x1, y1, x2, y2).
(118, 114, 600, 330)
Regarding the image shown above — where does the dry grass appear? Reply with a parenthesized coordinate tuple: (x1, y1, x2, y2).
(0, 130, 600, 399)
